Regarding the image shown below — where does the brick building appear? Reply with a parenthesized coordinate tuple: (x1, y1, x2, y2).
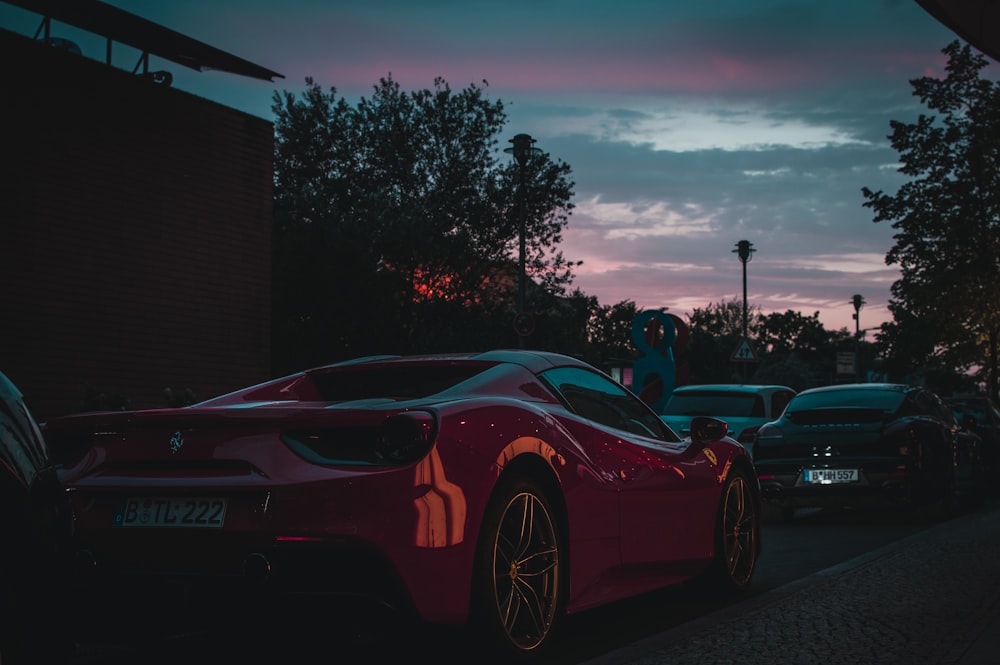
(1, 3, 280, 421)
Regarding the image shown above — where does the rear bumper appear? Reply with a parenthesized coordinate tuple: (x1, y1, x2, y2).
(754, 461, 938, 509)
(70, 536, 418, 640)
(757, 478, 919, 509)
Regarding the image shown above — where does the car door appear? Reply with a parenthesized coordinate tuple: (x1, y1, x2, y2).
(540, 367, 720, 566)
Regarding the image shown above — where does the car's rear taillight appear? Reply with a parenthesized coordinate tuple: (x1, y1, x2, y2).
(43, 429, 95, 469)
(282, 411, 437, 466)
(751, 423, 783, 460)
(375, 411, 437, 463)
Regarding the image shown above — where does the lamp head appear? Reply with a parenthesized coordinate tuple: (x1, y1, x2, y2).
(733, 239, 754, 263)
(505, 133, 540, 166)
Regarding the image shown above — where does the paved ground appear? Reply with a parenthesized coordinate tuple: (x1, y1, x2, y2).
(72, 502, 1000, 665)
(584, 502, 1000, 665)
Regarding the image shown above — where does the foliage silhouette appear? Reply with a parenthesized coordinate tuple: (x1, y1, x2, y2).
(271, 76, 577, 373)
(863, 40, 1000, 400)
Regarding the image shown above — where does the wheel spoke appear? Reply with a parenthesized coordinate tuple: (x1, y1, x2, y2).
(508, 576, 545, 637)
(513, 494, 534, 559)
(508, 541, 558, 632)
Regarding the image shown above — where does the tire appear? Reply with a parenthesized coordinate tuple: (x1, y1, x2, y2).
(916, 453, 957, 522)
(471, 476, 565, 662)
(705, 468, 760, 591)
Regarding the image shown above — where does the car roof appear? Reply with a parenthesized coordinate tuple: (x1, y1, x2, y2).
(671, 384, 795, 393)
(796, 383, 914, 396)
(312, 349, 595, 375)
(944, 396, 993, 404)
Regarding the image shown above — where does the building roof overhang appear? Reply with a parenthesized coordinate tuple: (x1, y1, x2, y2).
(916, 0, 1000, 62)
(3, 0, 283, 81)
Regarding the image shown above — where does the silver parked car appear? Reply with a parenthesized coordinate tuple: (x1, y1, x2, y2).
(660, 384, 796, 455)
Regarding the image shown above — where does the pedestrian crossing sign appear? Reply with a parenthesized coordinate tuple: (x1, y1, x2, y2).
(731, 338, 758, 362)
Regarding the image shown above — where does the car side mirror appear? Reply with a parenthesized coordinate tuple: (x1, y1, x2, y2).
(690, 416, 728, 447)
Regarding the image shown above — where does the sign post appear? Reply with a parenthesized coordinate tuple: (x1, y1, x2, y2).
(731, 338, 758, 363)
(837, 351, 856, 377)
(513, 312, 535, 338)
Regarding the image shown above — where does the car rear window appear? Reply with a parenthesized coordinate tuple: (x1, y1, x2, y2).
(789, 388, 904, 413)
(663, 392, 765, 418)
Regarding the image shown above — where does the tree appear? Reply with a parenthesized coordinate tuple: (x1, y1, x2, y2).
(756, 310, 829, 354)
(271, 77, 575, 373)
(688, 299, 752, 339)
(861, 40, 1000, 400)
(587, 300, 643, 365)
(754, 310, 854, 389)
(681, 301, 859, 389)
(684, 299, 761, 383)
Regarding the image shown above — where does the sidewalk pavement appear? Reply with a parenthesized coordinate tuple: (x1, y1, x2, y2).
(584, 503, 1000, 665)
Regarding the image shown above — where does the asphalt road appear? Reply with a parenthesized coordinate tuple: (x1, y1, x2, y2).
(73, 504, 942, 665)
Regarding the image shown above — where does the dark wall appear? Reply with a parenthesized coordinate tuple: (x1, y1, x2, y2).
(0, 28, 273, 421)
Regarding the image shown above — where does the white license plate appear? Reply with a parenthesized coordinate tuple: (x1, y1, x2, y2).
(113, 497, 227, 528)
(804, 468, 858, 484)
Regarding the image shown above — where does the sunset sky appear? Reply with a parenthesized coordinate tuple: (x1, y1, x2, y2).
(1, 0, 984, 334)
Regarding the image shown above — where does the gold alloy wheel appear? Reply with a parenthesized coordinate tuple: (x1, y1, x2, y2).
(491, 489, 560, 652)
(722, 473, 758, 587)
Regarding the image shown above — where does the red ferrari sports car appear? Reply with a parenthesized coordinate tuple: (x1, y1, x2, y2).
(47, 350, 760, 661)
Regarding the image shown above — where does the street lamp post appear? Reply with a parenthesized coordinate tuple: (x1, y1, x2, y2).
(732, 240, 755, 338)
(505, 133, 541, 348)
(732, 240, 755, 381)
(852, 294, 865, 382)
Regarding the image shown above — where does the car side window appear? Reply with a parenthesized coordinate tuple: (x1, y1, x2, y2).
(771, 390, 794, 418)
(540, 367, 673, 440)
(930, 393, 959, 427)
(898, 393, 923, 418)
(914, 390, 954, 426)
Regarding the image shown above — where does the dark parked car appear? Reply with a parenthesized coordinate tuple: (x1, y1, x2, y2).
(753, 383, 983, 521)
(945, 395, 1000, 481)
(0, 371, 76, 664)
